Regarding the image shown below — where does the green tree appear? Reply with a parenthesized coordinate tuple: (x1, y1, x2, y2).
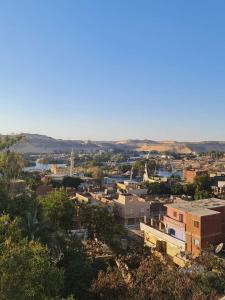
(194, 174, 212, 200)
(0, 215, 63, 300)
(194, 174, 212, 192)
(89, 167, 104, 183)
(183, 183, 195, 197)
(38, 190, 74, 231)
(145, 182, 170, 195)
(0, 214, 22, 243)
(0, 135, 25, 188)
(0, 134, 25, 151)
(62, 176, 83, 188)
(91, 267, 129, 300)
(0, 152, 24, 182)
(58, 233, 93, 299)
(80, 203, 124, 246)
(0, 240, 63, 300)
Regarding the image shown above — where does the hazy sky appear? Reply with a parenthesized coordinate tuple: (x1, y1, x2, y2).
(1, 0, 225, 141)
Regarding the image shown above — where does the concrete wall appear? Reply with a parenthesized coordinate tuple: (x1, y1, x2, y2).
(140, 223, 185, 252)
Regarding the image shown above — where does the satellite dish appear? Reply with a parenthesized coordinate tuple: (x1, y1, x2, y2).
(215, 243, 224, 254)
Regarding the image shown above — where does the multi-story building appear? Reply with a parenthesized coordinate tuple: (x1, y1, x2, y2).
(114, 194, 150, 228)
(141, 198, 225, 265)
(164, 199, 225, 256)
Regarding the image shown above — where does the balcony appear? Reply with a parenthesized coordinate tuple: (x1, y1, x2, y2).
(163, 216, 186, 229)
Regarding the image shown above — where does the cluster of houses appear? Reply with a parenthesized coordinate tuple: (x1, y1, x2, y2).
(14, 151, 225, 267)
(31, 172, 225, 267)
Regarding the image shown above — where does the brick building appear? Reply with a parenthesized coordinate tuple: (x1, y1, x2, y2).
(164, 198, 225, 256)
(184, 168, 208, 183)
(141, 198, 225, 265)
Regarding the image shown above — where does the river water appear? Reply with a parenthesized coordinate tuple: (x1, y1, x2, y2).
(24, 162, 66, 172)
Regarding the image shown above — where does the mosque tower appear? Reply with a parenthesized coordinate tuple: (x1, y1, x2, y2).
(70, 149, 75, 176)
(143, 152, 150, 182)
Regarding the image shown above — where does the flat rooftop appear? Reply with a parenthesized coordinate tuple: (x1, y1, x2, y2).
(188, 209, 220, 217)
(165, 198, 225, 216)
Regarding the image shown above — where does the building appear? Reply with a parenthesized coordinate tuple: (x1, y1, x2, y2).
(75, 192, 114, 213)
(141, 198, 225, 265)
(114, 194, 150, 228)
(184, 168, 208, 183)
(75, 192, 95, 204)
(140, 222, 187, 266)
(90, 192, 114, 214)
(116, 180, 148, 196)
(211, 174, 225, 196)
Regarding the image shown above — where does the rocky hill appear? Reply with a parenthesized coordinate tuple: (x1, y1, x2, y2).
(2, 133, 225, 154)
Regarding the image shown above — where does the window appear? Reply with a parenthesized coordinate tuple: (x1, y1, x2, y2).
(140, 207, 145, 214)
(173, 211, 177, 218)
(168, 228, 176, 236)
(194, 221, 199, 228)
(194, 239, 200, 247)
(179, 214, 183, 222)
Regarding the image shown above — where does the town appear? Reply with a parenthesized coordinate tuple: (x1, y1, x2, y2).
(1, 1, 225, 299)
(1, 134, 225, 299)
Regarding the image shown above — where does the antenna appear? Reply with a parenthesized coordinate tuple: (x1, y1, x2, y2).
(215, 243, 224, 254)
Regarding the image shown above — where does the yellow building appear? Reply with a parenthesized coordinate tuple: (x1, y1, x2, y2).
(140, 223, 187, 267)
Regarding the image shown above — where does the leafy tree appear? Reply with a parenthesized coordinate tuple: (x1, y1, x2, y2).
(0, 215, 63, 300)
(20, 172, 42, 191)
(194, 174, 212, 200)
(183, 183, 195, 197)
(91, 267, 129, 300)
(117, 164, 131, 174)
(89, 167, 104, 182)
(0, 134, 25, 183)
(0, 239, 63, 300)
(0, 134, 25, 151)
(80, 203, 124, 246)
(146, 182, 170, 195)
(62, 176, 83, 189)
(38, 190, 74, 231)
(90, 253, 225, 300)
(194, 174, 212, 193)
(0, 152, 24, 182)
(58, 233, 93, 299)
(0, 214, 22, 243)
(170, 183, 184, 195)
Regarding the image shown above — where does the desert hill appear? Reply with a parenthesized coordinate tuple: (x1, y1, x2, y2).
(2, 133, 225, 154)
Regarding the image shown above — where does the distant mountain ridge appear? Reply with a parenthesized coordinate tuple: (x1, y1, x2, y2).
(2, 133, 225, 153)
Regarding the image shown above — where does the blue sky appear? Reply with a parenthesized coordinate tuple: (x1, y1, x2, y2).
(0, 0, 225, 141)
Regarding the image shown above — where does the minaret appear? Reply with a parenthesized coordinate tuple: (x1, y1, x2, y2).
(70, 149, 75, 176)
(130, 166, 133, 181)
(143, 151, 150, 182)
(143, 162, 149, 182)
